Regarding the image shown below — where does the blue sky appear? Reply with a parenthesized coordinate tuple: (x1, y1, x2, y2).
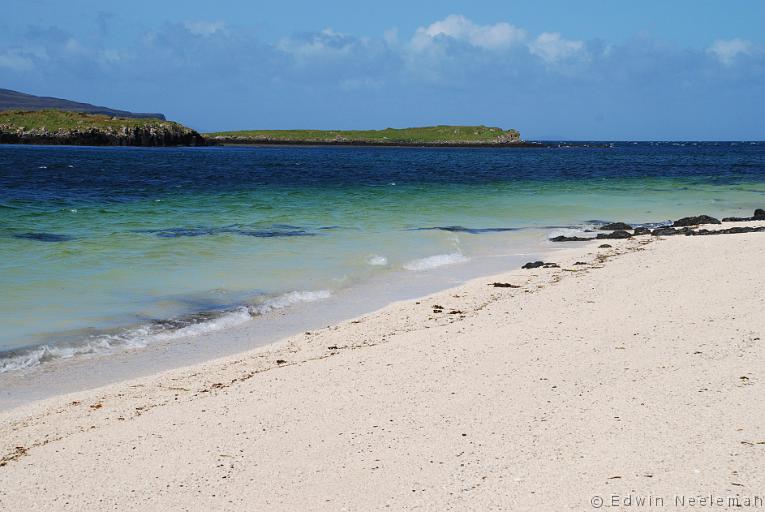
(1, 0, 763, 139)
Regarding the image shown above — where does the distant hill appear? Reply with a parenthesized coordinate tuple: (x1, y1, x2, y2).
(0, 88, 166, 120)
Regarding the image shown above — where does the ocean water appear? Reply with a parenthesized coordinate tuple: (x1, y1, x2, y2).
(1, 142, 764, 374)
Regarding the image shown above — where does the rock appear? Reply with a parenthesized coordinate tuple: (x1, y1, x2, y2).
(689, 226, 765, 236)
(652, 227, 680, 236)
(673, 215, 721, 227)
(574, 261, 587, 265)
(550, 235, 594, 242)
(598, 244, 612, 248)
(723, 209, 765, 222)
(522, 261, 559, 269)
(490, 282, 520, 288)
(599, 222, 632, 231)
(633, 227, 652, 236)
(596, 230, 632, 239)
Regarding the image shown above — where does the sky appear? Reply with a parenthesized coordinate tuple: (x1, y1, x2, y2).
(1, 0, 763, 140)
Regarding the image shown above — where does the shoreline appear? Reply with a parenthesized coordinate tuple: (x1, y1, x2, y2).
(1, 220, 764, 509)
(0, 229, 555, 409)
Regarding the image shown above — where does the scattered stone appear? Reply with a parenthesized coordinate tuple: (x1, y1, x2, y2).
(596, 230, 632, 240)
(598, 244, 612, 248)
(633, 227, 652, 236)
(522, 261, 560, 269)
(599, 222, 632, 231)
(550, 235, 593, 242)
(276, 359, 287, 365)
(574, 261, 587, 265)
(490, 282, 521, 288)
(673, 215, 721, 227)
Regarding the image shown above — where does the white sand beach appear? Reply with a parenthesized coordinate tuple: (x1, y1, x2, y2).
(1, 221, 764, 510)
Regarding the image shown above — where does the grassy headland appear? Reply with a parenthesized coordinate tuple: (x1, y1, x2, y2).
(205, 125, 523, 146)
(0, 110, 204, 146)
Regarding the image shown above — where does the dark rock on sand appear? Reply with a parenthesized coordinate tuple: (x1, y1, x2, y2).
(689, 226, 765, 236)
(673, 215, 721, 227)
(652, 227, 681, 236)
(490, 282, 521, 288)
(723, 209, 765, 222)
(599, 222, 633, 231)
(550, 235, 594, 242)
(522, 261, 560, 269)
(598, 244, 612, 248)
(633, 227, 652, 236)
(596, 230, 632, 240)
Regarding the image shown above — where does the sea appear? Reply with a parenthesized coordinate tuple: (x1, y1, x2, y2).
(1, 142, 763, 404)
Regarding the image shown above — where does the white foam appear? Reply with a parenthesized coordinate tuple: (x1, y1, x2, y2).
(403, 252, 469, 271)
(367, 255, 388, 266)
(0, 307, 253, 374)
(0, 287, 338, 374)
(251, 290, 332, 315)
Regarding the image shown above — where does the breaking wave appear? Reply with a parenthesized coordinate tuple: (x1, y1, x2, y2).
(0, 289, 332, 374)
(403, 252, 469, 271)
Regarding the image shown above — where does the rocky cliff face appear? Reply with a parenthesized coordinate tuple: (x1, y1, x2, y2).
(0, 123, 206, 147)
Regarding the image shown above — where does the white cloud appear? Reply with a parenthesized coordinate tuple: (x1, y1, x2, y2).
(277, 28, 368, 61)
(183, 20, 226, 37)
(528, 32, 585, 63)
(383, 28, 399, 46)
(708, 38, 752, 65)
(412, 14, 526, 50)
(0, 50, 34, 71)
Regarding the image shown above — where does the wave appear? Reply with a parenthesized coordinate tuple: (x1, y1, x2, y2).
(403, 252, 469, 271)
(367, 255, 388, 266)
(250, 289, 331, 315)
(0, 289, 332, 374)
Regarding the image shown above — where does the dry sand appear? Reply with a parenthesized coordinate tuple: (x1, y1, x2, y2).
(1, 221, 764, 511)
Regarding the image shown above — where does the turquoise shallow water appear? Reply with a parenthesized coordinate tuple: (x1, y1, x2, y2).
(1, 142, 764, 372)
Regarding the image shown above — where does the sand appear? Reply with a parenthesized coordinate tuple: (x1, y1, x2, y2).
(1, 221, 764, 511)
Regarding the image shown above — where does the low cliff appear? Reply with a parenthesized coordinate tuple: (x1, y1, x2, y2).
(0, 110, 205, 147)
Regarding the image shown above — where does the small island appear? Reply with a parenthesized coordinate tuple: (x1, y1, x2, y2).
(205, 125, 532, 147)
(0, 100, 532, 148)
(0, 110, 205, 147)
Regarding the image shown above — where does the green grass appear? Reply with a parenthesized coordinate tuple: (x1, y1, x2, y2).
(0, 110, 177, 130)
(205, 125, 520, 143)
